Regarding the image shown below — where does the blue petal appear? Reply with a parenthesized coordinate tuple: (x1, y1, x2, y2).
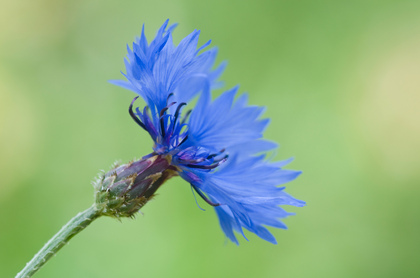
(108, 80, 135, 91)
(192, 154, 304, 244)
(112, 20, 225, 113)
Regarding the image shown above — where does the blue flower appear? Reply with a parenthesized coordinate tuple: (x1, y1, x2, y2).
(111, 20, 305, 244)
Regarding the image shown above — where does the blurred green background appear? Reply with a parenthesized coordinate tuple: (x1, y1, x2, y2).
(1, 0, 420, 277)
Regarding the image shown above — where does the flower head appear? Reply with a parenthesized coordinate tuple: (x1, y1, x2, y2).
(110, 20, 305, 244)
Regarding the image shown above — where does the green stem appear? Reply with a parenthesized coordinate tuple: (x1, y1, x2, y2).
(16, 206, 102, 278)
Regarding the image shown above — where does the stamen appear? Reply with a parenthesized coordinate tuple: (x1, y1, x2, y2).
(159, 102, 177, 117)
(181, 109, 192, 124)
(179, 157, 206, 164)
(207, 154, 217, 159)
(173, 102, 187, 129)
(160, 115, 166, 138)
(129, 96, 147, 131)
(186, 157, 227, 170)
(178, 135, 188, 146)
(213, 154, 229, 163)
(166, 92, 174, 105)
(191, 184, 220, 207)
(159, 102, 176, 138)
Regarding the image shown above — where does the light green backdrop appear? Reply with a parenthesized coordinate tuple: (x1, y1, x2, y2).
(1, 0, 419, 277)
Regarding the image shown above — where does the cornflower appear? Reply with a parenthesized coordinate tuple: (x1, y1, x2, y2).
(16, 20, 305, 278)
(110, 19, 305, 244)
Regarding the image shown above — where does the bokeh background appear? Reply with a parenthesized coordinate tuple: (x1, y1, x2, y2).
(1, 0, 420, 277)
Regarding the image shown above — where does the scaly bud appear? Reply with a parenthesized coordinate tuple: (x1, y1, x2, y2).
(93, 155, 177, 218)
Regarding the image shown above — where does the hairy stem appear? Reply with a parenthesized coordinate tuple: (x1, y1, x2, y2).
(16, 206, 102, 278)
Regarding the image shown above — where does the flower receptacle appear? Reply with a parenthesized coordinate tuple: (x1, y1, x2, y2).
(93, 155, 177, 218)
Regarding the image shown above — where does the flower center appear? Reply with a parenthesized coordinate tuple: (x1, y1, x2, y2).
(129, 96, 227, 208)
(129, 96, 189, 154)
